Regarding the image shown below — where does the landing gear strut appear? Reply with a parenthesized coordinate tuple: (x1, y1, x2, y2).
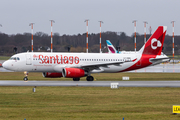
(23, 71, 28, 81)
(86, 76, 94, 81)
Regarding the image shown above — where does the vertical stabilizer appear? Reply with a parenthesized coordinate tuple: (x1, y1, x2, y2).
(139, 26, 167, 55)
(106, 40, 118, 53)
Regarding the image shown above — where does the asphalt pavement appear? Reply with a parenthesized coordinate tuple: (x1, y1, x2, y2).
(0, 80, 180, 87)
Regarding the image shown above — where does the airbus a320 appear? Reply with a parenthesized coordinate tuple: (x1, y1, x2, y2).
(2, 26, 169, 81)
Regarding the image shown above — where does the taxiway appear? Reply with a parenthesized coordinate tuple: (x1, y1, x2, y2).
(0, 80, 180, 87)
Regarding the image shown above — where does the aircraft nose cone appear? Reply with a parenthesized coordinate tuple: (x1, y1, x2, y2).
(2, 62, 4, 68)
(2, 61, 8, 69)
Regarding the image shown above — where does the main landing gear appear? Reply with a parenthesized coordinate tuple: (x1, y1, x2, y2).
(86, 76, 94, 81)
(73, 76, 94, 81)
(23, 71, 28, 81)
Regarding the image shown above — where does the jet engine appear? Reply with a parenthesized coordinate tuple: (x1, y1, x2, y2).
(42, 72, 63, 78)
(62, 68, 87, 78)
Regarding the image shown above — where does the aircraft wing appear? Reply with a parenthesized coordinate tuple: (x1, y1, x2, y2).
(71, 60, 132, 72)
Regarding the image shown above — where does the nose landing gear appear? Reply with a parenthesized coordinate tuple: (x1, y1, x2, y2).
(23, 71, 28, 81)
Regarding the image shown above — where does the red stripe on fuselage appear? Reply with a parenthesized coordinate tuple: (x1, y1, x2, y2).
(121, 54, 154, 72)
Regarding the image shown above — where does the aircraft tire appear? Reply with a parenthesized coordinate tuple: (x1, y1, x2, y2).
(86, 76, 94, 81)
(23, 77, 28, 81)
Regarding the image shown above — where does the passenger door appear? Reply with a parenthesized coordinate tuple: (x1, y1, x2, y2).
(26, 54, 32, 65)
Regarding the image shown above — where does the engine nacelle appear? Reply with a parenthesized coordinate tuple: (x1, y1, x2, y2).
(42, 72, 63, 78)
(62, 68, 87, 78)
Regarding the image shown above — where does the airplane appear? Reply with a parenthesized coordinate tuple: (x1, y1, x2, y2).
(106, 40, 119, 53)
(106, 40, 169, 64)
(2, 26, 169, 81)
(106, 40, 135, 54)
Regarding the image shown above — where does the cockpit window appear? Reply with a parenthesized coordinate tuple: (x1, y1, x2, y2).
(9, 57, 20, 60)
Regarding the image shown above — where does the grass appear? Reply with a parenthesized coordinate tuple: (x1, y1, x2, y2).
(0, 56, 10, 60)
(0, 72, 180, 119)
(0, 86, 180, 120)
(0, 72, 180, 81)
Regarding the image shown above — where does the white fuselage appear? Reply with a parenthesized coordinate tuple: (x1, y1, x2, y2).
(3, 52, 141, 73)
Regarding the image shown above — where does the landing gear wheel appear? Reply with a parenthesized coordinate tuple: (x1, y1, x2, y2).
(23, 71, 29, 81)
(86, 76, 94, 81)
(73, 78, 80, 81)
(23, 77, 28, 81)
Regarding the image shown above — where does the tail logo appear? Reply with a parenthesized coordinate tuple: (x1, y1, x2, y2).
(151, 38, 162, 50)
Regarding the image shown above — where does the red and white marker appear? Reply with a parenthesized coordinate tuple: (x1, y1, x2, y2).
(50, 20, 55, 52)
(143, 21, 148, 44)
(171, 21, 175, 59)
(99, 21, 103, 53)
(29, 23, 34, 52)
(85, 19, 89, 53)
(132, 20, 137, 52)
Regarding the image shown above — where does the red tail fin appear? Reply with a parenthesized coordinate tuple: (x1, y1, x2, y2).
(139, 26, 167, 55)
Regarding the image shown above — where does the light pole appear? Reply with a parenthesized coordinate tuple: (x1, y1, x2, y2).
(132, 20, 137, 52)
(50, 20, 55, 52)
(149, 26, 152, 36)
(143, 21, 148, 44)
(85, 19, 89, 53)
(99, 21, 103, 53)
(171, 21, 175, 62)
(29, 23, 34, 52)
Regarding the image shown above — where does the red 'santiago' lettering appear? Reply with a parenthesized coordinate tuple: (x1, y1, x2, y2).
(69, 56, 73, 64)
(50, 56, 56, 64)
(64, 56, 69, 64)
(45, 56, 49, 64)
(61, 55, 63, 64)
(56, 55, 60, 64)
(75, 56, 79, 64)
(38, 54, 79, 65)
(39, 55, 44, 64)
